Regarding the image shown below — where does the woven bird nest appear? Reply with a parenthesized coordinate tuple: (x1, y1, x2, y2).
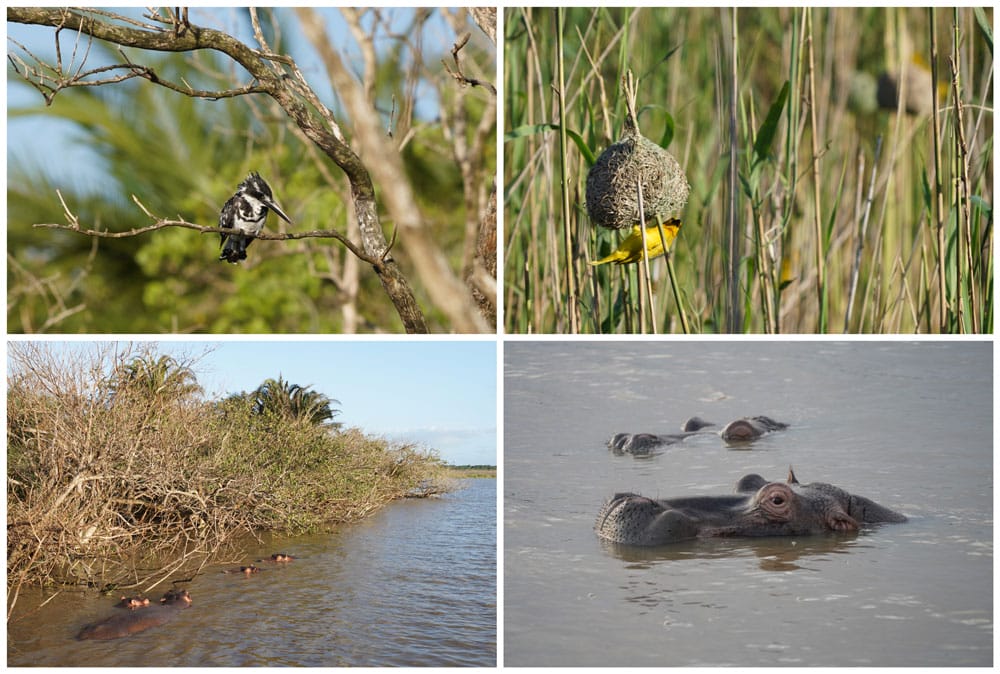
(586, 71, 689, 230)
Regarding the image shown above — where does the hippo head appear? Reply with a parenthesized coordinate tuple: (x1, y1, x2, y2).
(596, 468, 906, 546)
(730, 468, 906, 535)
(734, 479, 860, 535)
(784, 468, 908, 526)
(118, 596, 150, 610)
(160, 589, 192, 606)
(720, 416, 789, 443)
(721, 419, 761, 442)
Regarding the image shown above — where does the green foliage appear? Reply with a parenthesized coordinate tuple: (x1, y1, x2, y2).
(504, 7, 993, 333)
(7, 49, 351, 332)
(108, 353, 204, 405)
(974, 8, 993, 55)
(657, 110, 676, 152)
(223, 375, 342, 428)
(505, 124, 597, 166)
(753, 81, 789, 168)
(7, 10, 490, 333)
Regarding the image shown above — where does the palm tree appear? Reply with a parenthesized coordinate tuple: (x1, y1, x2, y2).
(287, 385, 342, 428)
(224, 376, 341, 428)
(109, 354, 203, 402)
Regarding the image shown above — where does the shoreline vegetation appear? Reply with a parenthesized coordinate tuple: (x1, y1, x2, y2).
(443, 465, 497, 479)
(6, 343, 454, 614)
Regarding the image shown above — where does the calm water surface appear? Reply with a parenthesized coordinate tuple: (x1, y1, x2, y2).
(504, 342, 992, 666)
(8, 478, 496, 666)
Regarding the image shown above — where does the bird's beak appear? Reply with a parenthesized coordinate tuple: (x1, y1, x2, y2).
(265, 198, 292, 224)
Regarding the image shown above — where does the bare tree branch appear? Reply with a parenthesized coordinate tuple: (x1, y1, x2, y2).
(7, 6, 435, 333)
(7, 237, 97, 333)
(438, 13, 498, 327)
(442, 33, 497, 95)
(294, 7, 490, 333)
(32, 194, 395, 268)
(341, 8, 377, 104)
(471, 184, 497, 326)
(470, 8, 496, 45)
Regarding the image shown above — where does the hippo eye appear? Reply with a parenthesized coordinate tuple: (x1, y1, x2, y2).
(770, 495, 785, 506)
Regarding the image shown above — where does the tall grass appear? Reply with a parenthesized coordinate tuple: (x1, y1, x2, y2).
(504, 7, 993, 333)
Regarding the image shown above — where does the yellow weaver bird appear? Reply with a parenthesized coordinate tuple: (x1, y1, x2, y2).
(590, 219, 681, 266)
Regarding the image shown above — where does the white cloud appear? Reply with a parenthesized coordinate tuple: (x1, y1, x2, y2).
(386, 426, 496, 466)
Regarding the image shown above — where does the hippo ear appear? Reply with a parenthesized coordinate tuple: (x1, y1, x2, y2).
(787, 466, 799, 484)
(736, 474, 767, 493)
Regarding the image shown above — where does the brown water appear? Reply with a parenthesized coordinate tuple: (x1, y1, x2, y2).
(7, 478, 496, 666)
(504, 341, 992, 666)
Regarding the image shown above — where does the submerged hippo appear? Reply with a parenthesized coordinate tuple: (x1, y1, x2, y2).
(607, 417, 715, 454)
(607, 432, 669, 455)
(595, 468, 906, 546)
(607, 416, 785, 454)
(116, 596, 150, 610)
(77, 589, 191, 640)
(222, 564, 260, 575)
(719, 416, 788, 442)
(159, 589, 190, 603)
(256, 553, 295, 563)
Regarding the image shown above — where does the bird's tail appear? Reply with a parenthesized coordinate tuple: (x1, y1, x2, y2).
(589, 253, 621, 267)
(219, 235, 247, 264)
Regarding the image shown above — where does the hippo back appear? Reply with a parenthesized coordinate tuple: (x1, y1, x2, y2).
(77, 590, 191, 640)
(77, 605, 179, 640)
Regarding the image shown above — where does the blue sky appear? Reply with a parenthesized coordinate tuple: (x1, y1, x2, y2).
(7, 7, 487, 193)
(20, 340, 497, 466)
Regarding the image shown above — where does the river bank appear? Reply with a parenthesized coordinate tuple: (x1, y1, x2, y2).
(7, 343, 451, 612)
(9, 479, 496, 666)
(444, 465, 497, 478)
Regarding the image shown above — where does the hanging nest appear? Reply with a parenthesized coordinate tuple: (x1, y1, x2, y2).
(586, 71, 689, 230)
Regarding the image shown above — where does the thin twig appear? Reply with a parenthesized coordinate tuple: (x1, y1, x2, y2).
(929, 9, 948, 331)
(441, 32, 497, 95)
(657, 219, 689, 334)
(636, 178, 656, 334)
(845, 136, 883, 331)
(33, 195, 388, 267)
(805, 8, 826, 332)
(555, 10, 578, 333)
(950, 10, 977, 332)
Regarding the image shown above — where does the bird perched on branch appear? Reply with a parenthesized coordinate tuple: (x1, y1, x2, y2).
(219, 172, 292, 264)
(590, 219, 681, 266)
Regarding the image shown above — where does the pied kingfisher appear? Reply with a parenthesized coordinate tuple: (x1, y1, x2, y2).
(219, 172, 292, 264)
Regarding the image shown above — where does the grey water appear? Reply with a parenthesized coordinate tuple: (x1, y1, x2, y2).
(7, 478, 496, 666)
(504, 341, 992, 666)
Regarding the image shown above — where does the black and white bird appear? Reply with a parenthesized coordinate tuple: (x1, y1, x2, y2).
(219, 172, 292, 264)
